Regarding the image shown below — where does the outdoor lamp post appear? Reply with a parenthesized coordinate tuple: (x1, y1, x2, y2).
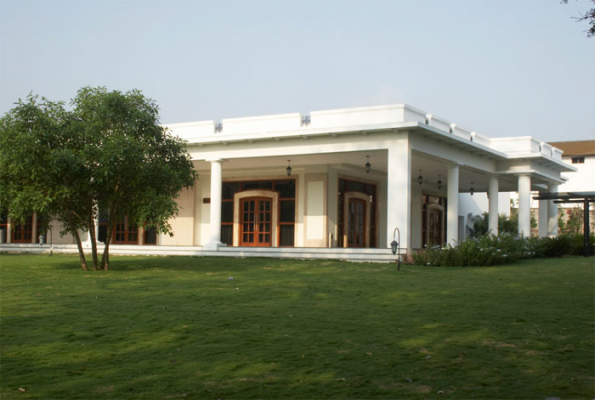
(391, 227, 401, 270)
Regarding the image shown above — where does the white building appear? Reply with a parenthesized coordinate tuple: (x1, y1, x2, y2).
(548, 140, 595, 201)
(505, 140, 594, 235)
(0, 104, 575, 261)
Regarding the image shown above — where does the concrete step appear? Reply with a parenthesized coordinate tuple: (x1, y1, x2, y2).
(0, 244, 402, 263)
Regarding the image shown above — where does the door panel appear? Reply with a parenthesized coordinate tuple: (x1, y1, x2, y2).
(428, 209, 443, 246)
(347, 199, 366, 248)
(114, 216, 139, 244)
(240, 198, 272, 247)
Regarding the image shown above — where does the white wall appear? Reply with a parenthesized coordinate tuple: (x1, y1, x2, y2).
(459, 192, 511, 238)
(557, 155, 595, 204)
(410, 184, 423, 249)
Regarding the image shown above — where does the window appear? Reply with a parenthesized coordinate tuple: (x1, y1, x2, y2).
(571, 157, 585, 164)
(114, 215, 138, 244)
(97, 209, 141, 245)
(0, 209, 7, 243)
(12, 215, 33, 243)
(144, 226, 158, 245)
(98, 209, 109, 243)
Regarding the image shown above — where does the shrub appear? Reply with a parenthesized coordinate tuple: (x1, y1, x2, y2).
(540, 235, 572, 258)
(565, 233, 595, 256)
(413, 232, 593, 267)
(412, 233, 528, 267)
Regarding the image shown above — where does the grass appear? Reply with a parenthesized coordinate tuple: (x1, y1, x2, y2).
(0, 254, 593, 399)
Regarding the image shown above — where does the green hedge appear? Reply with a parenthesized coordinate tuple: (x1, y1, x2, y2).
(413, 233, 593, 267)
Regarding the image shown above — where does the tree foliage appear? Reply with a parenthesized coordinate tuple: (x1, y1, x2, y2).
(0, 87, 197, 270)
(563, 0, 595, 37)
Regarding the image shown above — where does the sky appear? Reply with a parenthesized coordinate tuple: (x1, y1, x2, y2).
(0, 0, 594, 142)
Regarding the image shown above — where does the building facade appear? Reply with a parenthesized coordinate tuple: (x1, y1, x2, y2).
(0, 104, 575, 260)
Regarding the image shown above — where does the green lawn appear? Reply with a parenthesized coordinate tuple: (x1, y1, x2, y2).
(1, 254, 593, 399)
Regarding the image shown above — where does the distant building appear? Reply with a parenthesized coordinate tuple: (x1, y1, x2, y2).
(507, 140, 594, 235)
(548, 140, 595, 200)
(547, 140, 595, 234)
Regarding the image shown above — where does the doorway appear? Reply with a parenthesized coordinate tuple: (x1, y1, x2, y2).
(240, 197, 273, 247)
(342, 191, 371, 248)
(347, 198, 366, 247)
(422, 195, 446, 248)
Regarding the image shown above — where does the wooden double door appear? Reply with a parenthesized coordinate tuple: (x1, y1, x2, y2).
(240, 197, 273, 247)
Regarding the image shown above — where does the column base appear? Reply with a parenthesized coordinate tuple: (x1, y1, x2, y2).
(204, 241, 226, 251)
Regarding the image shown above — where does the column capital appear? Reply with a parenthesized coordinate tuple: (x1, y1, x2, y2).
(206, 158, 227, 164)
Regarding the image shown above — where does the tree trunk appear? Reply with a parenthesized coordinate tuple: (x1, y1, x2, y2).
(73, 230, 88, 271)
(88, 206, 99, 270)
(100, 207, 115, 271)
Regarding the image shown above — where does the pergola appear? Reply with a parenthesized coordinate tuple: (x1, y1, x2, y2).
(533, 192, 595, 257)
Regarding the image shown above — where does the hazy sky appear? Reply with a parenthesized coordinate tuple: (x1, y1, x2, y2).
(1, 0, 593, 142)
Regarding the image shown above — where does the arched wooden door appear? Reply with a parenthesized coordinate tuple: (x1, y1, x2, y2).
(240, 197, 272, 247)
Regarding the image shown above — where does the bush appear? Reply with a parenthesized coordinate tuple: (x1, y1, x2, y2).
(566, 233, 595, 256)
(412, 233, 529, 267)
(412, 232, 593, 267)
(541, 235, 572, 258)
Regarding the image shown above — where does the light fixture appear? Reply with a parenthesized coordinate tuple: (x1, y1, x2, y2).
(365, 156, 371, 174)
(437, 175, 442, 190)
(286, 160, 292, 177)
(418, 170, 423, 185)
(391, 227, 401, 270)
(470, 181, 475, 196)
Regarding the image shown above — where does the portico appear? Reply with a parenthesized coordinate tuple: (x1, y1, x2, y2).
(172, 104, 574, 256)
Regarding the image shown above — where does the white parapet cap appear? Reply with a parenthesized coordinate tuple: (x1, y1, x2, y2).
(163, 104, 571, 167)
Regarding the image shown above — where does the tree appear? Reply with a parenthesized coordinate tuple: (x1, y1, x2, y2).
(0, 87, 197, 270)
(563, 0, 595, 37)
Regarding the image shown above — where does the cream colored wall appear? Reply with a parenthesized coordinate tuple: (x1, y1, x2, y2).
(327, 168, 339, 247)
(304, 173, 327, 247)
(46, 219, 76, 244)
(160, 186, 195, 246)
(199, 175, 211, 246)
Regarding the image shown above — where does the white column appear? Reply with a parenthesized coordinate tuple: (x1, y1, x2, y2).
(205, 159, 225, 250)
(488, 176, 499, 235)
(538, 192, 548, 238)
(386, 138, 411, 250)
(84, 212, 100, 247)
(548, 183, 559, 237)
(518, 175, 531, 237)
(447, 164, 459, 245)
